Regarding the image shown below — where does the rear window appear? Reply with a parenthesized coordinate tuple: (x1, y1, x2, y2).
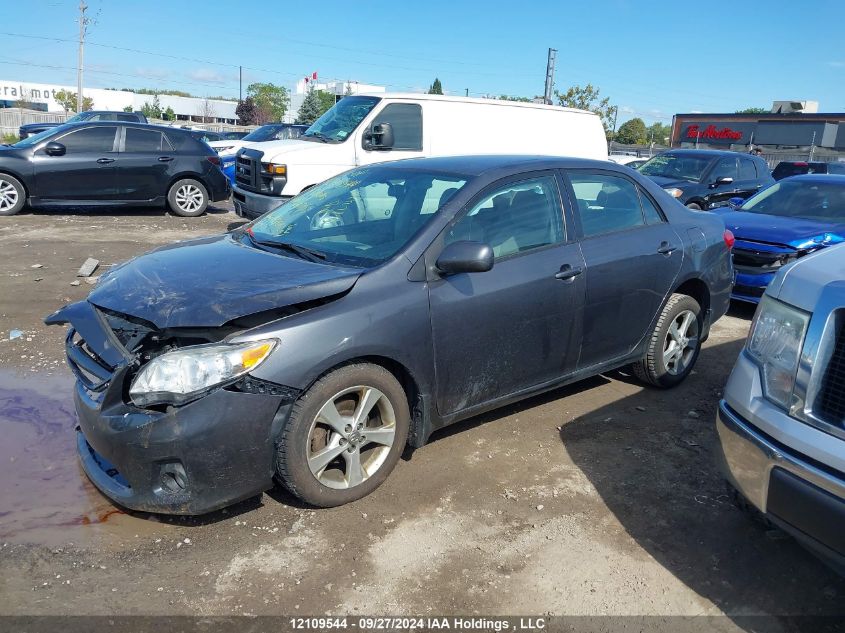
(125, 127, 171, 152)
(165, 131, 202, 151)
(773, 162, 809, 179)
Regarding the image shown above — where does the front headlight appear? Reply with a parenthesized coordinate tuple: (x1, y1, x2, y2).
(746, 296, 809, 409)
(129, 339, 277, 407)
(664, 187, 684, 198)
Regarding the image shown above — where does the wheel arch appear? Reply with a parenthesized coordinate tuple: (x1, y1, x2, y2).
(166, 172, 212, 196)
(672, 276, 711, 316)
(0, 169, 30, 198)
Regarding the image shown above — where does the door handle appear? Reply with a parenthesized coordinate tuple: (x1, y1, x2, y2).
(555, 265, 583, 281)
(158, 156, 174, 162)
(96, 157, 115, 164)
(657, 242, 677, 255)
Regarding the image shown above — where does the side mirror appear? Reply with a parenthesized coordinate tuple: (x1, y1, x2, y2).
(728, 196, 744, 209)
(363, 122, 394, 150)
(713, 176, 734, 186)
(435, 241, 494, 275)
(44, 141, 66, 157)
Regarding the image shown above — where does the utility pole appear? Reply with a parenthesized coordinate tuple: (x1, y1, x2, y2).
(76, 1, 89, 113)
(543, 48, 557, 105)
(465, 88, 469, 97)
(239, 66, 243, 102)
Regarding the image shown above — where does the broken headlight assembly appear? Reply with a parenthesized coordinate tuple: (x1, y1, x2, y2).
(129, 339, 278, 407)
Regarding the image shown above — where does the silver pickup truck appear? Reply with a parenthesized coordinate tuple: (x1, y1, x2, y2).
(717, 244, 845, 572)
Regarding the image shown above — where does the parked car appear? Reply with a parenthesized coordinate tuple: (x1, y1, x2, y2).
(0, 121, 229, 217)
(189, 130, 224, 143)
(45, 155, 733, 514)
(608, 154, 648, 170)
(18, 110, 148, 139)
(717, 244, 845, 573)
(232, 93, 609, 219)
(715, 175, 845, 303)
(772, 160, 845, 180)
(639, 149, 773, 210)
(209, 124, 309, 185)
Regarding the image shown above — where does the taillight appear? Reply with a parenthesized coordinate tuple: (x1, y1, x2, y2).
(723, 229, 735, 250)
(207, 155, 221, 165)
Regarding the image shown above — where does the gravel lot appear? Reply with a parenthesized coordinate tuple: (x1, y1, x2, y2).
(1, 204, 843, 627)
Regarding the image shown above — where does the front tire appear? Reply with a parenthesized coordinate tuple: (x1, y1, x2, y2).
(167, 178, 209, 217)
(275, 363, 410, 507)
(0, 173, 26, 216)
(632, 293, 702, 388)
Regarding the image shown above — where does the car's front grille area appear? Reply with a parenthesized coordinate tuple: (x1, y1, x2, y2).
(65, 328, 115, 397)
(732, 245, 795, 273)
(815, 321, 845, 427)
(235, 153, 255, 190)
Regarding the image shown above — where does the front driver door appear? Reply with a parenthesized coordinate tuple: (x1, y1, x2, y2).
(32, 125, 119, 200)
(565, 169, 683, 370)
(702, 156, 740, 209)
(355, 102, 424, 167)
(427, 172, 586, 416)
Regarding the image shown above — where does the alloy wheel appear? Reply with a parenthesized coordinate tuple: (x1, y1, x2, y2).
(662, 309, 699, 376)
(0, 180, 19, 212)
(174, 184, 204, 213)
(306, 385, 396, 489)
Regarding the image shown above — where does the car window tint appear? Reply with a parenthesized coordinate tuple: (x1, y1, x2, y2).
(354, 182, 399, 220)
(638, 189, 664, 224)
(125, 127, 166, 152)
(117, 113, 136, 121)
(711, 157, 738, 181)
(371, 103, 422, 151)
(60, 126, 117, 153)
(446, 175, 564, 259)
(827, 163, 845, 174)
(420, 178, 461, 215)
(738, 157, 757, 180)
(569, 172, 645, 238)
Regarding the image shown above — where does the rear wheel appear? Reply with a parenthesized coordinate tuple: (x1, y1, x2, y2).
(632, 293, 702, 388)
(167, 179, 208, 217)
(0, 174, 26, 216)
(275, 363, 410, 507)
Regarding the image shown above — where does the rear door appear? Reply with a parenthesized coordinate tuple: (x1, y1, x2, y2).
(117, 126, 176, 201)
(564, 169, 683, 370)
(735, 156, 765, 199)
(32, 125, 119, 200)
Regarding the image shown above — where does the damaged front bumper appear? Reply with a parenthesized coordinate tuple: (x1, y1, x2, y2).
(47, 301, 298, 515)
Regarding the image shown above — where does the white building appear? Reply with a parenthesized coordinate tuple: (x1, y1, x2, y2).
(285, 79, 386, 123)
(0, 79, 238, 124)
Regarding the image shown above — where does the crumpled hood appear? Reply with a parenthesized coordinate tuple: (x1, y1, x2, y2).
(242, 139, 342, 166)
(84, 233, 362, 329)
(644, 175, 693, 189)
(713, 209, 845, 249)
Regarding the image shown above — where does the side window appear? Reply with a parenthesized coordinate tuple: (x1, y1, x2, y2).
(827, 163, 845, 174)
(59, 127, 117, 153)
(711, 157, 738, 181)
(370, 103, 422, 151)
(117, 113, 136, 122)
(738, 157, 757, 180)
(569, 172, 645, 238)
(124, 127, 166, 152)
(445, 175, 564, 260)
(638, 189, 664, 224)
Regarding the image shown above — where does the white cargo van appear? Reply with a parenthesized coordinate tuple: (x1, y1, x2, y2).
(232, 93, 608, 218)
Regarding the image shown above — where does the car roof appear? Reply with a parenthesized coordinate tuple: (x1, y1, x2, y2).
(367, 154, 623, 177)
(783, 174, 845, 184)
(61, 121, 193, 135)
(661, 149, 747, 158)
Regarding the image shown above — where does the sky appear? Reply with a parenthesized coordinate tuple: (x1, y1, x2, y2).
(1, 0, 844, 126)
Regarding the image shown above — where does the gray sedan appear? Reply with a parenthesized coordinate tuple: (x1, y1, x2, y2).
(46, 155, 734, 513)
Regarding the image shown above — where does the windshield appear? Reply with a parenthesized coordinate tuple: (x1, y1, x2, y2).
(243, 125, 295, 142)
(248, 165, 469, 267)
(302, 96, 380, 143)
(12, 124, 72, 148)
(740, 180, 845, 222)
(639, 153, 712, 182)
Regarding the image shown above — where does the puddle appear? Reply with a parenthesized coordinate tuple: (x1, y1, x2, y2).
(0, 368, 168, 547)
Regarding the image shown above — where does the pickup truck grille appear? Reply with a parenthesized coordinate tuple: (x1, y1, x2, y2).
(815, 321, 845, 427)
(235, 154, 257, 191)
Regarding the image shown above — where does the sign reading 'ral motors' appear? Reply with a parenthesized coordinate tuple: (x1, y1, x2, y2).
(682, 123, 755, 144)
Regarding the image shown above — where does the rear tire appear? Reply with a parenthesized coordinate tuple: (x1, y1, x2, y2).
(0, 173, 26, 216)
(632, 293, 702, 388)
(275, 363, 410, 507)
(167, 179, 208, 217)
(686, 202, 702, 211)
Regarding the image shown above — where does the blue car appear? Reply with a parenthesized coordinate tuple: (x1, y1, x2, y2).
(714, 174, 845, 303)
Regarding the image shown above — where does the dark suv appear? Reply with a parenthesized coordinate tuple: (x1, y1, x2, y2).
(639, 149, 774, 210)
(0, 121, 229, 217)
(18, 110, 148, 140)
(772, 160, 845, 180)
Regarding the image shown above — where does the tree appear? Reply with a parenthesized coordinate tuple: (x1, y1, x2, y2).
(646, 122, 671, 145)
(196, 99, 216, 123)
(295, 88, 336, 125)
(163, 106, 175, 121)
(498, 94, 531, 102)
(54, 89, 93, 113)
(122, 105, 133, 113)
(428, 78, 443, 95)
(555, 84, 615, 135)
(236, 97, 259, 125)
(615, 117, 648, 144)
(246, 82, 289, 124)
(736, 107, 769, 114)
(140, 95, 163, 119)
